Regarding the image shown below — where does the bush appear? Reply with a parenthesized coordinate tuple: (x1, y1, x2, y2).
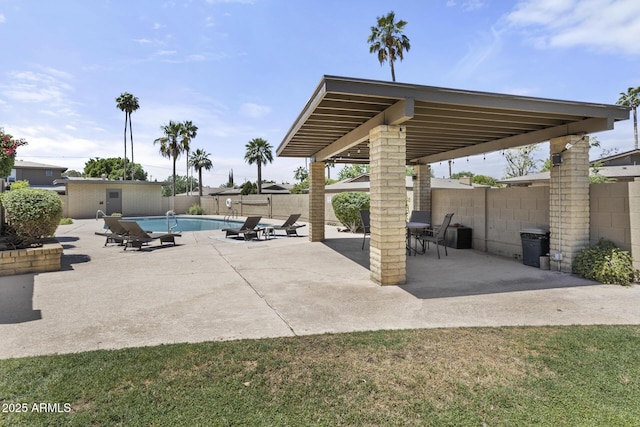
(10, 180, 29, 190)
(331, 192, 370, 232)
(0, 188, 63, 246)
(59, 217, 73, 225)
(188, 204, 204, 215)
(572, 239, 640, 286)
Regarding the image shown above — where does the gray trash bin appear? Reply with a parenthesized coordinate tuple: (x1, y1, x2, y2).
(520, 228, 550, 268)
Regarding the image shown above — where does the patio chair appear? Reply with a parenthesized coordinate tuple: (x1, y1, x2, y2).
(118, 220, 182, 251)
(407, 210, 432, 248)
(273, 214, 306, 237)
(221, 216, 262, 241)
(416, 213, 454, 259)
(360, 210, 370, 250)
(94, 216, 129, 246)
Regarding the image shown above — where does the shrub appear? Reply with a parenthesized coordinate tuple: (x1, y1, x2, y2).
(188, 204, 204, 215)
(59, 217, 73, 225)
(10, 180, 30, 190)
(0, 188, 63, 246)
(572, 239, 639, 286)
(331, 192, 370, 232)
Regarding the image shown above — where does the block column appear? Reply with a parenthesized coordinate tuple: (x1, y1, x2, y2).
(308, 161, 325, 242)
(369, 125, 406, 285)
(412, 163, 431, 212)
(628, 179, 640, 271)
(549, 135, 590, 272)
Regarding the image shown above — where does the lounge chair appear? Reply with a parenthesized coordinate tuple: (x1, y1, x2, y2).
(416, 213, 454, 259)
(118, 220, 182, 250)
(360, 210, 370, 250)
(221, 216, 262, 241)
(273, 214, 305, 237)
(94, 216, 129, 246)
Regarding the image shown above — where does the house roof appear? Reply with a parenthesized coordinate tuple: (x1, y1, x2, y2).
(54, 177, 162, 186)
(13, 159, 67, 171)
(497, 164, 640, 185)
(590, 148, 640, 165)
(325, 173, 483, 192)
(277, 75, 629, 165)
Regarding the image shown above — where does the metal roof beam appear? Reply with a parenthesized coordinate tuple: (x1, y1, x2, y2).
(311, 98, 414, 162)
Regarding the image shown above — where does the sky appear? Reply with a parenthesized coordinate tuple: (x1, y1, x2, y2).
(1, 0, 640, 186)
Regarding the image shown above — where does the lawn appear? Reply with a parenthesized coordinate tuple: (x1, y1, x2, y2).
(1, 325, 639, 426)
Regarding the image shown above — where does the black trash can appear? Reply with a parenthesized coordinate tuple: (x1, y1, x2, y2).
(520, 228, 550, 268)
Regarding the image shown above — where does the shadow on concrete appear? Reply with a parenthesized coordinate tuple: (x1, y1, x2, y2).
(61, 253, 91, 271)
(322, 236, 598, 299)
(0, 275, 42, 324)
(56, 235, 79, 250)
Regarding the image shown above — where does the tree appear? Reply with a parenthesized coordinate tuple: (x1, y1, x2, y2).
(154, 121, 185, 197)
(84, 157, 147, 181)
(294, 166, 308, 183)
(450, 171, 475, 179)
(160, 175, 198, 197)
(181, 120, 198, 193)
(338, 164, 369, 180)
(472, 175, 498, 187)
(189, 148, 213, 198)
(62, 170, 83, 177)
(325, 161, 335, 179)
(244, 137, 273, 194)
(367, 11, 411, 82)
(240, 181, 257, 195)
(503, 144, 541, 178)
(115, 92, 140, 180)
(616, 87, 640, 149)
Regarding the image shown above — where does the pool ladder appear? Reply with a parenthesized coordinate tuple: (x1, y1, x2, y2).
(166, 210, 179, 233)
(96, 209, 106, 220)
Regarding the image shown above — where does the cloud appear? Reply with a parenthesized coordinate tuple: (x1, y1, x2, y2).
(506, 0, 640, 55)
(446, 0, 485, 11)
(240, 103, 271, 119)
(452, 26, 503, 79)
(1, 69, 74, 105)
(0, 14, 5, 23)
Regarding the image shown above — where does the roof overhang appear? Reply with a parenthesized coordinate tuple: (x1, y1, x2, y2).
(277, 76, 630, 164)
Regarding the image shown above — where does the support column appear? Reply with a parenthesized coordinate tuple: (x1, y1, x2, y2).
(549, 135, 590, 272)
(369, 125, 406, 285)
(308, 161, 325, 242)
(412, 163, 431, 212)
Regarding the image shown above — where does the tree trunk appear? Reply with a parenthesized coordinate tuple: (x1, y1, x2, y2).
(198, 168, 203, 205)
(390, 61, 396, 82)
(257, 163, 262, 194)
(634, 107, 638, 150)
(172, 157, 177, 197)
(123, 114, 128, 181)
(129, 112, 134, 180)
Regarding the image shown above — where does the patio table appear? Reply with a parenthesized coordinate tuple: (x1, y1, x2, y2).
(406, 222, 430, 255)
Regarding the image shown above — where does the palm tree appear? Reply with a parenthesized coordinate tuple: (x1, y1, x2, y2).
(115, 92, 140, 180)
(154, 121, 184, 197)
(244, 137, 273, 194)
(180, 120, 198, 194)
(293, 166, 308, 183)
(189, 148, 213, 199)
(367, 11, 410, 82)
(616, 87, 640, 150)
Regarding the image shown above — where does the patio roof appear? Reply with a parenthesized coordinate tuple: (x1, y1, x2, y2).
(277, 76, 630, 164)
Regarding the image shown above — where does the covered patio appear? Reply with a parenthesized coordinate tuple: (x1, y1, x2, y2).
(277, 76, 629, 285)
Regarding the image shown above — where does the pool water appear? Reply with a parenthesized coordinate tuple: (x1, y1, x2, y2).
(123, 216, 245, 232)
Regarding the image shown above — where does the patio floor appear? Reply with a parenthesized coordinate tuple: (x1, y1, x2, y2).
(1, 216, 639, 359)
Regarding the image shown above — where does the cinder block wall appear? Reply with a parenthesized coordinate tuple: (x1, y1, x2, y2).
(590, 182, 631, 250)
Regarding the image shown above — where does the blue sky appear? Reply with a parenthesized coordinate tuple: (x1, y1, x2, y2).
(1, 0, 640, 185)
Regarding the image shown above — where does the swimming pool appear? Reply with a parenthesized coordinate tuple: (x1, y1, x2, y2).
(122, 216, 246, 232)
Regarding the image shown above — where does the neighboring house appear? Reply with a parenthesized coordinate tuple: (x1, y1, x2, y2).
(591, 148, 640, 167)
(7, 160, 67, 189)
(499, 148, 640, 187)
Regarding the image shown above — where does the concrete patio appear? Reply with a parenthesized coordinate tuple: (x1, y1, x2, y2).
(1, 216, 639, 360)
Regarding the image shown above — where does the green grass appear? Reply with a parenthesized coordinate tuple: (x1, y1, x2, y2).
(1, 326, 639, 426)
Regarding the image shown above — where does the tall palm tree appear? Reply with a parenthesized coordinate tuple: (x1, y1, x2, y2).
(367, 11, 410, 82)
(154, 121, 184, 197)
(189, 148, 213, 200)
(616, 86, 640, 150)
(244, 137, 273, 194)
(180, 120, 198, 194)
(116, 92, 140, 180)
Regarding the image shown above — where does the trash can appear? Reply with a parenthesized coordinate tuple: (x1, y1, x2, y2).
(520, 228, 550, 268)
